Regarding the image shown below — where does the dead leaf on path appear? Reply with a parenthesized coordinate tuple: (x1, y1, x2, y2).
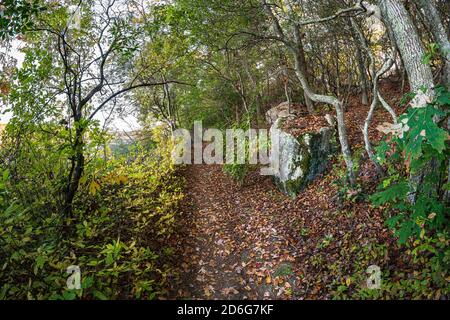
(204, 285, 215, 297)
(221, 287, 239, 295)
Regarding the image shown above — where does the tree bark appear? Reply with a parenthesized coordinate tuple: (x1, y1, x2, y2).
(377, 0, 437, 202)
(65, 119, 84, 216)
(243, 58, 263, 126)
(350, 26, 369, 105)
(377, 0, 434, 92)
(416, 0, 450, 88)
(295, 32, 315, 114)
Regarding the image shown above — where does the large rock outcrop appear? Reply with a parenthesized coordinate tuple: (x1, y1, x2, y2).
(268, 108, 336, 198)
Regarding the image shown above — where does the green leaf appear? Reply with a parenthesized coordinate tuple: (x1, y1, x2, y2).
(424, 124, 447, 153)
(33, 255, 46, 275)
(435, 88, 450, 106)
(386, 214, 403, 230)
(403, 106, 448, 157)
(62, 290, 77, 300)
(2, 169, 9, 181)
(398, 220, 414, 244)
(82, 276, 94, 289)
(370, 181, 409, 207)
(93, 290, 108, 300)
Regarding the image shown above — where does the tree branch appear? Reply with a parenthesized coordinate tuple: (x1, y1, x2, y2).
(87, 80, 192, 121)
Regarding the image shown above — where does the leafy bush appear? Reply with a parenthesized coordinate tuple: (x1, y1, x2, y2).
(222, 119, 255, 185)
(0, 126, 184, 299)
(333, 149, 364, 204)
(371, 87, 449, 243)
(368, 86, 450, 296)
(330, 241, 450, 299)
(223, 162, 250, 185)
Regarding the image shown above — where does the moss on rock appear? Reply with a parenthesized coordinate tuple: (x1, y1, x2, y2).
(272, 124, 336, 198)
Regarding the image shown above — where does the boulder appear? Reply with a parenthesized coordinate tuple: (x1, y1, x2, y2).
(270, 118, 336, 198)
(265, 102, 297, 126)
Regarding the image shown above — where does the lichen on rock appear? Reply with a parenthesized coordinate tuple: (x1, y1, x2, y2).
(270, 116, 336, 198)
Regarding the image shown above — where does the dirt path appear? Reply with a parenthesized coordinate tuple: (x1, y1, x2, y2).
(169, 164, 302, 300)
(166, 160, 395, 300)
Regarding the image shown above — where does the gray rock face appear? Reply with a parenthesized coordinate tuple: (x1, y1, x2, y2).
(265, 102, 296, 126)
(270, 118, 336, 198)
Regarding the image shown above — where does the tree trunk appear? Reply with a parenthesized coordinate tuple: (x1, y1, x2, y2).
(378, 0, 436, 202)
(163, 80, 176, 131)
(243, 59, 263, 126)
(334, 37, 341, 97)
(284, 76, 292, 113)
(351, 27, 369, 105)
(65, 125, 85, 216)
(295, 31, 315, 114)
(416, 0, 450, 88)
(378, 0, 434, 92)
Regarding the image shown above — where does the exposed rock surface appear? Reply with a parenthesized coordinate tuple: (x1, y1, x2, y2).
(265, 101, 298, 126)
(269, 114, 336, 198)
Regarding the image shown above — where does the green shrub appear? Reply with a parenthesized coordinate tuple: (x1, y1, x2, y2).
(367, 86, 450, 297)
(0, 126, 184, 299)
(222, 118, 255, 185)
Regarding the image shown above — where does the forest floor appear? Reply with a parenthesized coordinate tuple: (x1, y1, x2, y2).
(165, 80, 414, 299)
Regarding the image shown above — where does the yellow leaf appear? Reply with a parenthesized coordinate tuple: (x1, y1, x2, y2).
(346, 277, 352, 286)
(89, 180, 101, 195)
(266, 275, 272, 284)
(204, 287, 212, 297)
(117, 175, 128, 184)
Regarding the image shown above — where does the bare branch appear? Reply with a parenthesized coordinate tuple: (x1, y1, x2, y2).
(87, 80, 192, 121)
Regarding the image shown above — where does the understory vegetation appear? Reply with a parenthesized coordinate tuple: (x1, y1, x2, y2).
(0, 126, 184, 299)
(0, 0, 449, 300)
